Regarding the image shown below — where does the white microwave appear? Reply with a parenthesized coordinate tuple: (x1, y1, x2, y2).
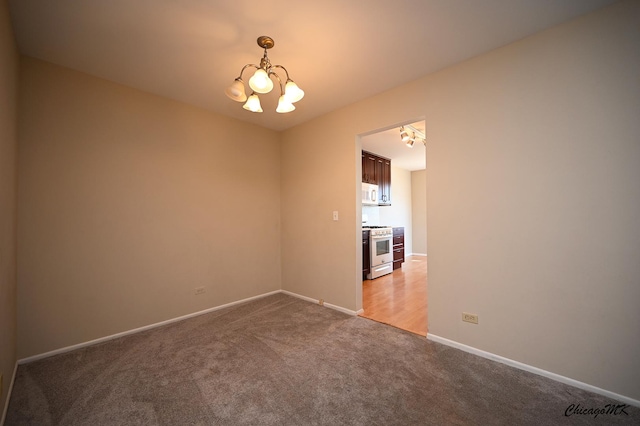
(362, 183, 378, 206)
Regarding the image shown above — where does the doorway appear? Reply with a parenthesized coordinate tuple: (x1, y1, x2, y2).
(358, 120, 427, 335)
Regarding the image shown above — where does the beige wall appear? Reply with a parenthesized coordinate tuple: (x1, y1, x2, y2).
(280, 120, 361, 310)
(17, 57, 282, 358)
(411, 170, 427, 255)
(379, 166, 413, 254)
(281, 0, 640, 401)
(0, 0, 18, 414)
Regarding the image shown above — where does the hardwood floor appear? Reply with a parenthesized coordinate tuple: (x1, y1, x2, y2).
(360, 255, 428, 336)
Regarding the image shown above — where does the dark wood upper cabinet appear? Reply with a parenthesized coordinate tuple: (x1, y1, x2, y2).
(378, 157, 391, 206)
(362, 152, 378, 184)
(362, 150, 392, 206)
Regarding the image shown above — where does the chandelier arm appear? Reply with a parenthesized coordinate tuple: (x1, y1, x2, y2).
(268, 70, 285, 95)
(271, 65, 292, 81)
(236, 63, 260, 79)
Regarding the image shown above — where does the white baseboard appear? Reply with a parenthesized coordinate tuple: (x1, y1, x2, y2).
(324, 301, 358, 316)
(280, 290, 358, 316)
(408, 253, 427, 257)
(280, 290, 317, 305)
(427, 333, 640, 408)
(1, 361, 18, 426)
(18, 290, 282, 365)
(18, 290, 357, 366)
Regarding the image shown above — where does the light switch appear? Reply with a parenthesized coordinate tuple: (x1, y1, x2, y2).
(333, 211, 339, 221)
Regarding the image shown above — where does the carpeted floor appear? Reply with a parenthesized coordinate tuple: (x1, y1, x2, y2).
(5, 293, 638, 425)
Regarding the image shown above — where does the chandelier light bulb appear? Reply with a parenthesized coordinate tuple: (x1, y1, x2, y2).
(242, 93, 263, 113)
(249, 69, 274, 94)
(276, 95, 295, 113)
(225, 78, 247, 102)
(284, 80, 304, 103)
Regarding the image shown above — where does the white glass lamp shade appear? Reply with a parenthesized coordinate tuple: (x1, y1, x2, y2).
(225, 79, 247, 102)
(284, 80, 304, 103)
(276, 95, 295, 113)
(248, 69, 274, 94)
(242, 93, 263, 113)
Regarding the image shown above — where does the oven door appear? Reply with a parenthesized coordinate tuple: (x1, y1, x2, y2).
(370, 235, 393, 267)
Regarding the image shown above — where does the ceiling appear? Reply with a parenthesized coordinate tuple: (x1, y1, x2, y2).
(8, 0, 617, 132)
(362, 121, 426, 171)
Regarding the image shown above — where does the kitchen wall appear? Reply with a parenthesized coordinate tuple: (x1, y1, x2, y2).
(362, 165, 413, 254)
(0, 0, 18, 415)
(17, 57, 282, 358)
(378, 166, 412, 254)
(281, 0, 640, 402)
(411, 170, 427, 255)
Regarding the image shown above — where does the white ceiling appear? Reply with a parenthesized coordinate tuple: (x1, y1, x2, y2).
(362, 121, 426, 171)
(8, 0, 617, 132)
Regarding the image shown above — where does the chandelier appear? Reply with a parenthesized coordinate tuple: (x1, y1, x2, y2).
(399, 125, 426, 148)
(225, 36, 304, 113)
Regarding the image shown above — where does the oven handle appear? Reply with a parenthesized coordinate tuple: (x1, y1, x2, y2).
(371, 235, 392, 239)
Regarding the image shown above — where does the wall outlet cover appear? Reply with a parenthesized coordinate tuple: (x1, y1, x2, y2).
(462, 312, 479, 324)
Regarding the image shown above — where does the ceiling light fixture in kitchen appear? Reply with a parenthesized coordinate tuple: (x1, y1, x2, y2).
(400, 125, 426, 148)
(225, 36, 304, 114)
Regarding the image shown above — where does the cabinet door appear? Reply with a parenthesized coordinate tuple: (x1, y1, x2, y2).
(393, 247, 405, 269)
(392, 227, 404, 269)
(362, 152, 378, 184)
(377, 158, 391, 205)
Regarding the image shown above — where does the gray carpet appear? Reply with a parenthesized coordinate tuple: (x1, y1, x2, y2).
(5, 293, 638, 425)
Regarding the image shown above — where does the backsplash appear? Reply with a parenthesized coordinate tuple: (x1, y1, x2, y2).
(362, 206, 381, 225)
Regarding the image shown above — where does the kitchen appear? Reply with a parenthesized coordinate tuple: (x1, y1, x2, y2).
(359, 121, 428, 335)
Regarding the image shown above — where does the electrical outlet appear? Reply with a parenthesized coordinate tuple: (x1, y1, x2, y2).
(319, 299, 324, 306)
(462, 312, 478, 324)
(195, 287, 205, 295)
(332, 211, 339, 221)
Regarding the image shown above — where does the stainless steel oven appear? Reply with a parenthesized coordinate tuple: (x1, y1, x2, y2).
(367, 227, 393, 279)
